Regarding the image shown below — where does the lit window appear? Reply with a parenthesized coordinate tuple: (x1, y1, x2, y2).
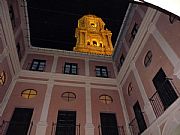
(61, 92, 76, 102)
(64, 63, 78, 75)
(95, 66, 108, 78)
(128, 82, 133, 96)
(99, 95, 113, 104)
(30, 59, 46, 72)
(144, 51, 152, 67)
(0, 71, 6, 86)
(93, 41, 97, 46)
(21, 89, 37, 99)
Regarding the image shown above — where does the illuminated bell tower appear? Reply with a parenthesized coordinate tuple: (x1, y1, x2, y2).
(73, 15, 113, 55)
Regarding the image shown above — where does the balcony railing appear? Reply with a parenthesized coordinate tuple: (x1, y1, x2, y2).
(51, 123, 80, 135)
(149, 91, 165, 118)
(129, 118, 140, 135)
(0, 120, 33, 135)
(149, 79, 179, 118)
(98, 125, 125, 135)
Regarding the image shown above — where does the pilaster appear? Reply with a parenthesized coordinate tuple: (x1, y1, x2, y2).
(131, 61, 156, 124)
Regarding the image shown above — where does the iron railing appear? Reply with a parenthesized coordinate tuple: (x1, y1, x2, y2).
(0, 120, 33, 135)
(149, 91, 165, 118)
(149, 78, 179, 118)
(51, 123, 80, 135)
(129, 118, 140, 135)
(98, 125, 125, 135)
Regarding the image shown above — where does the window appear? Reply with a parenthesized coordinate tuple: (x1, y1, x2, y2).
(128, 82, 133, 96)
(6, 108, 33, 135)
(0, 71, 6, 86)
(61, 92, 76, 102)
(16, 43, 21, 60)
(9, 5, 15, 29)
(95, 66, 108, 78)
(144, 51, 152, 67)
(21, 89, 37, 99)
(100, 113, 119, 135)
(120, 54, 125, 66)
(64, 63, 78, 75)
(30, 59, 46, 72)
(152, 68, 178, 109)
(129, 23, 138, 43)
(133, 101, 147, 134)
(99, 95, 113, 104)
(93, 41, 97, 46)
(55, 111, 76, 135)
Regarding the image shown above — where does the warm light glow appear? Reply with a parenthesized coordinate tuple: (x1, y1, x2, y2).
(21, 89, 37, 99)
(134, 0, 180, 16)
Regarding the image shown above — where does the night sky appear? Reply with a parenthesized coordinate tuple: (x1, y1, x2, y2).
(27, 0, 129, 51)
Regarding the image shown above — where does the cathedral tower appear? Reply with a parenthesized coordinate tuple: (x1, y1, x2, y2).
(73, 15, 113, 55)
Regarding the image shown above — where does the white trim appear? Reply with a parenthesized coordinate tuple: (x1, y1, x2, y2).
(131, 62, 156, 124)
(85, 83, 94, 135)
(51, 55, 58, 73)
(85, 58, 90, 76)
(152, 27, 179, 68)
(35, 81, 54, 135)
(118, 86, 131, 135)
(0, 0, 20, 73)
(151, 25, 180, 79)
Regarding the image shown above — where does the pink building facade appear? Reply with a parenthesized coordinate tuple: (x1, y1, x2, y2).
(0, 0, 180, 135)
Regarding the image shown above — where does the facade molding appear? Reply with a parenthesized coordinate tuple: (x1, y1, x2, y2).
(35, 80, 54, 135)
(151, 25, 180, 79)
(117, 8, 158, 85)
(0, 0, 21, 74)
(118, 86, 131, 135)
(85, 83, 94, 135)
(131, 61, 156, 124)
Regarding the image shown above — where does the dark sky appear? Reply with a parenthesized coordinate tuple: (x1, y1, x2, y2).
(27, 0, 129, 51)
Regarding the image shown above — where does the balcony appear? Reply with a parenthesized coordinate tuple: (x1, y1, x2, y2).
(149, 79, 179, 118)
(0, 120, 33, 135)
(51, 123, 80, 135)
(98, 125, 125, 135)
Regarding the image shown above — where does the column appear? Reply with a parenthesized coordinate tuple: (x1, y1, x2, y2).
(35, 81, 54, 135)
(84, 58, 94, 135)
(118, 86, 131, 135)
(131, 62, 156, 124)
(85, 84, 94, 135)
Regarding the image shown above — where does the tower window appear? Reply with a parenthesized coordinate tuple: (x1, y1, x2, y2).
(30, 59, 46, 72)
(64, 63, 78, 75)
(95, 66, 108, 78)
(87, 41, 90, 45)
(61, 92, 76, 102)
(93, 41, 97, 46)
(91, 23, 96, 27)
